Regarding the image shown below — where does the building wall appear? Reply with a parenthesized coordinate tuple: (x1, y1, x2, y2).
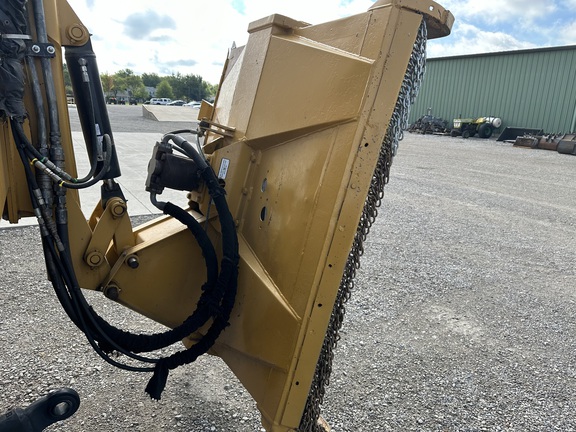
(408, 46, 576, 134)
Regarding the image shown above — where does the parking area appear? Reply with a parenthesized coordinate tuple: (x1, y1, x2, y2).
(1, 117, 575, 430)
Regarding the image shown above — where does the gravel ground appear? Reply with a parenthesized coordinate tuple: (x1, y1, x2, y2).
(1, 107, 575, 431)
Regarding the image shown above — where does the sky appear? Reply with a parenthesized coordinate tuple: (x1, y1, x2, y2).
(64, 0, 576, 85)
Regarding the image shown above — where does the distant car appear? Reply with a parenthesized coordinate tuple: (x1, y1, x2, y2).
(149, 98, 172, 105)
(184, 101, 201, 109)
(129, 98, 138, 105)
(167, 100, 186, 106)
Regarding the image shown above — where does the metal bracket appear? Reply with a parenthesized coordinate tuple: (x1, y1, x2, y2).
(26, 42, 56, 58)
(199, 119, 236, 138)
(0, 33, 32, 41)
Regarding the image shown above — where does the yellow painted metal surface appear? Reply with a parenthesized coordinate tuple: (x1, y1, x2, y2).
(106, 2, 452, 430)
(188, 3, 451, 429)
(0, 123, 29, 222)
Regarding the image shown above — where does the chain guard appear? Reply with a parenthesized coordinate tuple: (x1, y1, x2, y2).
(298, 18, 428, 432)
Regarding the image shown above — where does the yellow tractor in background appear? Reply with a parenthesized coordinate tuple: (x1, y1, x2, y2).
(450, 116, 503, 138)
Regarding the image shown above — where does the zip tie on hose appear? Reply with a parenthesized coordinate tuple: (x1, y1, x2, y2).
(201, 168, 226, 198)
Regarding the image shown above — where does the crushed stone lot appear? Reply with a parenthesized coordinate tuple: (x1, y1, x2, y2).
(1, 111, 575, 431)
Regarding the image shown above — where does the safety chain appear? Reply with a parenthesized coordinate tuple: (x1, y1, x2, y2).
(298, 18, 428, 432)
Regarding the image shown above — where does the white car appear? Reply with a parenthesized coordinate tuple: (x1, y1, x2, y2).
(185, 101, 201, 109)
(167, 100, 186, 106)
(149, 98, 172, 105)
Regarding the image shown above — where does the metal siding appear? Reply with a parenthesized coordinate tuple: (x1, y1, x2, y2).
(542, 52, 559, 131)
(556, 52, 576, 132)
(409, 46, 576, 134)
(553, 52, 570, 132)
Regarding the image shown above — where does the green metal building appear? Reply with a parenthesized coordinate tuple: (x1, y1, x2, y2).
(409, 45, 576, 134)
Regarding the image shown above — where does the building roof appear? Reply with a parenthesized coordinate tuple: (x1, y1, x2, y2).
(428, 44, 576, 62)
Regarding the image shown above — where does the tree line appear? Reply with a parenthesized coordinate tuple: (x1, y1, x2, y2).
(64, 66, 217, 102)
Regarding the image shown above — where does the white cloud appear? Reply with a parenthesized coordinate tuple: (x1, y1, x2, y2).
(65, 0, 375, 83)
(441, 0, 557, 25)
(557, 19, 576, 44)
(428, 22, 537, 58)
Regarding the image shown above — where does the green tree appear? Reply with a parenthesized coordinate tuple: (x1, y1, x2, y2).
(110, 76, 126, 97)
(114, 69, 145, 99)
(132, 85, 148, 100)
(142, 72, 162, 88)
(100, 73, 114, 97)
(62, 63, 73, 95)
(155, 80, 174, 99)
(97, 70, 216, 102)
(208, 84, 218, 101)
(163, 73, 216, 102)
(115, 68, 135, 79)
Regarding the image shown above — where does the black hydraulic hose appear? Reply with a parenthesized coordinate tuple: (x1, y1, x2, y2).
(162, 135, 239, 295)
(58, 134, 113, 189)
(44, 188, 225, 368)
(24, 57, 47, 151)
(24, 55, 53, 207)
(161, 134, 239, 285)
(13, 61, 106, 186)
(10, 122, 114, 189)
(11, 125, 156, 370)
(142, 134, 240, 399)
(31, 0, 60, 140)
(54, 245, 160, 365)
(30, 0, 69, 252)
(41, 239, 81, 326)
(48, 241, 156, 372)
(90, 202, 221, 354)
(10, 120, 80, 329)
(165, 129, 198, 135)
(10, 121, 92, 340)
(71, 79, 102, 184)
(56, 247, 157, 371)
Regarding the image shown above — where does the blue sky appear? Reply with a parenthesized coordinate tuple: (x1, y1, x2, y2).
(65, 0, 576, 84)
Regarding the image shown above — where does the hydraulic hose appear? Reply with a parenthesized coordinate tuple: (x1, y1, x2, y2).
(8, 0, 239, 397)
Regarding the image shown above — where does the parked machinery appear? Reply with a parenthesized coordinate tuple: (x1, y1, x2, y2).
(513, 133, 576, 155)
(408, 114, 449, 134)
(450, 116, 502, 138)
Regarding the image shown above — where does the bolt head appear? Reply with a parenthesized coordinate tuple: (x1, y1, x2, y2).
(104, 285, 120, 301)
(85, 251, 104, 267)
(126, 256, 140, 269)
